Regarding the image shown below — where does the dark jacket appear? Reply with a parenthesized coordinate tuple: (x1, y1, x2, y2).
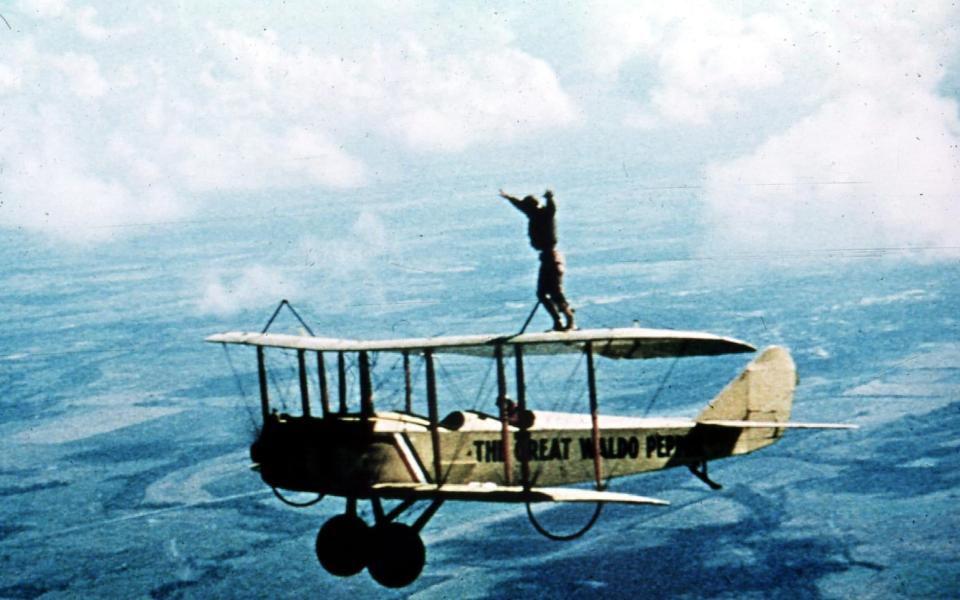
(508, 195, 557, 251)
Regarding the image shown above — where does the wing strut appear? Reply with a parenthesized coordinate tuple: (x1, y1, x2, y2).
(337, 352, 347, 413)
(516, 344, 531, 491)
(586, 341, 603, 490)
(297, 349, 311, 417)
(424, 349, 443, 485)
(257, 346, 269, 422)
(495, 344, 513, 485)
(317, 352, 330, 417)
(359, 351, 374, 420)
(403, 351, 412, 413)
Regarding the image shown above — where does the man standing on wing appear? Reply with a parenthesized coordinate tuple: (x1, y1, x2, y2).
(499, 188, 576, 331)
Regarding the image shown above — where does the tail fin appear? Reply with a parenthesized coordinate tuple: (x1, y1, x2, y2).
(696, 346, 797, 454)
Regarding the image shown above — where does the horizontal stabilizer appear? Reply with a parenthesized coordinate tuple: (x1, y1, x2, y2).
(698, 419, 857, 430)
(371, 483, 669, 506)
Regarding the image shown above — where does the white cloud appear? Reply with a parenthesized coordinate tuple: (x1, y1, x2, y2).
(49, 52, 108, 98)
(0, 40, 182, 242)
(207, 27, 578, 153)
(301, 210, 390, 278)
(701, 4, 960, 254)
(387, 46, 578, 151)
(1, 106, 182, 242)
(74, 6, 124, 40)
(16, 0, 66, 19)
(16, 0, 138, 38)
(585, 0, 668, 77)
(0, 64, 22, 92)
(0, 11, 368, 241)
(199, 265, 300, 316)
(295, 210, 396, 310)
(0, 5, 580, 243)
(0, 39, 34, 95)
(703, 91, 960, 251)
(174, 123, 365, 191)
(579, 1, 960, 255)
(649, 12, 788, 125)
(198, 211, 391, 316)
(2, 0, 957, 257)
(586, 1, 792, 127)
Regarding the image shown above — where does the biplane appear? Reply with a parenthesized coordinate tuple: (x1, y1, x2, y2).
(207, 319, 854, 588)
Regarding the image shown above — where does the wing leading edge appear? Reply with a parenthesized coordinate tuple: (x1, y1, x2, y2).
(370, 483, 669, 506)
(205, 327, 754, 360)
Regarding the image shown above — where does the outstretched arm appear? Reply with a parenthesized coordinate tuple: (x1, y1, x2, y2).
(499, 189, 525, 212)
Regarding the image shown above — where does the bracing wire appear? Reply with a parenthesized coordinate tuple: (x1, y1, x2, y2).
(642, 355, 682, 417)
(434, 355, 490, 482)
(404, 354, 425, 414)
(531, 353, 585, 484)
(436, 358, 470, 409)
(265, 371, 287, 412)
(371, 353, 405, 408)
(221, 344, 249, 401)
(221, 344, 259, 433)
(265, 352, 294, 412)
(261, 299, 315, 336)
(472, 358, 495, 412)
(436, 354, 495, 413)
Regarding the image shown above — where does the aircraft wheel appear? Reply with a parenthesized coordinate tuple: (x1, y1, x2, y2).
(315, 514, 370, 576)
(366, 523, 425, 588)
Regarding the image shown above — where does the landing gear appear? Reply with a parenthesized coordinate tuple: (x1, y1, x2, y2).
(315, 513, 369, 576)
(314, 497, 442, 587)
(367, 523, 425, 588)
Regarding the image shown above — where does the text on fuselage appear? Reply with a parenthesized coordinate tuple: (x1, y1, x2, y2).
(470, 434, 690, 463)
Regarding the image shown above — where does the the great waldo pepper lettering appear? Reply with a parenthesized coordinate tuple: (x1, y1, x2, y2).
(470, 434, 691, 463)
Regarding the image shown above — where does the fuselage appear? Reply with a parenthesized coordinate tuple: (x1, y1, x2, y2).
(252, 409, 753, 498)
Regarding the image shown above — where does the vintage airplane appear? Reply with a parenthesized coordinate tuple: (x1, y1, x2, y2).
(207, 316, 854, 588)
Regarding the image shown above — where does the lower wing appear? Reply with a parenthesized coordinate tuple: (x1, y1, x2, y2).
(371, 483, 669, 506)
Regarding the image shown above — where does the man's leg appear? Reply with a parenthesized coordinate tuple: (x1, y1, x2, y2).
(538, 256, 564, 331)
(537, 290, 564, 330)
(550, 251, 576, 330)
(554, 292, 576, 331)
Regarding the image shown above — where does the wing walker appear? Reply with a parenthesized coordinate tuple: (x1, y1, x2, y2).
(207, 303, 854, 588)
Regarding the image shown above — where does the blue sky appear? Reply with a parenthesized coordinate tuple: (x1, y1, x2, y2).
(1, 1, 958, 254)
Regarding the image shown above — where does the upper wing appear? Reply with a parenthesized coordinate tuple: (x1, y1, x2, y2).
(371, 483, 669, 506)
(205, 327, 754, 360)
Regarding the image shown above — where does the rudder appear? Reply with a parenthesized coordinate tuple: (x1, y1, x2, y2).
(696, 346, 797, 454)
